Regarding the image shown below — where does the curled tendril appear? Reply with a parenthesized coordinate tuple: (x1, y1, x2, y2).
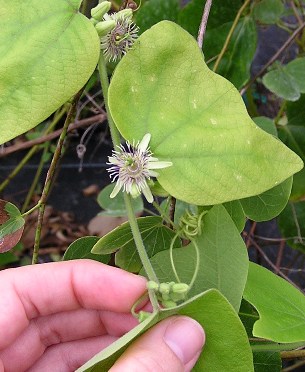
(179, 209, 207, 240)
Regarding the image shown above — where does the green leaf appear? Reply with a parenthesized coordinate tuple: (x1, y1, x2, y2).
(0, 200, 24, 253)
(0, 0, 100, 144)
(63, 236, 110, 264)
(252, 344, 281, 372)
(262, 66, 301, 101)
(262, 59, 305, 101)
(135, 0, 180, 34)
(253, 0, 284, 24)
(92, 216, 163, 254)
(240, 177, 292, 221)
(204, 17, 257, 88)
(146, 205, 249, 311)
(223, 200, 246, 232)
(108, 21, 302, 206)
(278, 201, 305, 252)
(77, 290, 253, 372)
(178, 0, 243, 37)
(243, 262, 305, 342)
(97, 184, 143, 217)
(253, 117, 277, 137)
(278, 95, 305, 200)
(115, 223, 181, 273)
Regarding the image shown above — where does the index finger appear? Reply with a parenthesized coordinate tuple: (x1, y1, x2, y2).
(0, 260, 146, 350)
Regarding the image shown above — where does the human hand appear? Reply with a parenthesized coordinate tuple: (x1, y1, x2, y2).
(0, 260, 205, 372)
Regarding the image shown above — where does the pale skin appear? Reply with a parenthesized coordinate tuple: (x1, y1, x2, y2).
(0, 260, 205, 372)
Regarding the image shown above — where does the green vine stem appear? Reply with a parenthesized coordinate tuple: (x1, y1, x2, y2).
(97, 51, 160, 309)
(32, 91, 83, 264)
(213, 0, 251, 73)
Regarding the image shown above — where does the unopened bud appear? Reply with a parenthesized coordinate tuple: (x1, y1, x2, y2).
(171, 283, 189, 294)
(159, 282, 170, 295)
(117, 9, 133, 19)
(95, 20, 116, 37)
(91, 2, 112, 22)
(147, 280, 159, 291)
(162, 299, 177, 308)
(170, 292, 187, 302)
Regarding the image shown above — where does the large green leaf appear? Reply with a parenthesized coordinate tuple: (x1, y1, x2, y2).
(145, 205, 249, 311)
(253, 0, 284, 24)
(223, 200, 246, 232)
(243, 262, 305, 343)
(204, 17, 257, 88)
(135, 0, 180, 34)
(77, 290, 253, 372)
(108, 21, 302, 206)
(240, 177, 292, 222)
(278, 95, 305, 200)
(278, 201, 305, 252)
(0, 0, 100, 144)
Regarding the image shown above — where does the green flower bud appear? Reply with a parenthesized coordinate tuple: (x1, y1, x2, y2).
(95, 20, 116, 37)
(91, 1, 112, 22)
(90, 18, 99, 26)
(161, 293, 170, 301)
(171, 283, 189, 294)
(169, 292, 187, 302)
(159, 282, 170, 295)
(147, 280, 159, 291)
(117, 8, 133, 19)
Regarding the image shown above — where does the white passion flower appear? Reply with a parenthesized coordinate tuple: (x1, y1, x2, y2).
(101, 10, 139, 62)
(107, 134, 172, 203)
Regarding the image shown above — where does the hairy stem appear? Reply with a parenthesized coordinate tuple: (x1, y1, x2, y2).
(213, 0, 251, 73)
(32, 91, 83, 264)
(197, 0, 213, 49)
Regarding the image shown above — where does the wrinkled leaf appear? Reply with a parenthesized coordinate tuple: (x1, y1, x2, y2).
(145, 205, 249, 311)
(108, 21, 302, 206)
(0, 0, 100, 144)
(0, 200, 24, 253)
(77, 289, 253, 372)
(240, 177, 292, 222)
(63, 236, 110, 264)
(253, 0, 284, 24)
(97, 184, 143, 217)
(243, 262, 305, 342)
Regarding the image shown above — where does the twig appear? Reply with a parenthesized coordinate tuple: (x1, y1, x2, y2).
(246, 221, 256, 248)
(281, 348, 305, 359)
(240, 21, 305, 95)
(213, 0, 251, 73)
(275, 240, 285, 274)
(168, 196, 176, 229)
(0, 114, 106, 157)
(32, 90, 84, 264)
(197, 0, 213, 49)
(291, 0, 303, 26)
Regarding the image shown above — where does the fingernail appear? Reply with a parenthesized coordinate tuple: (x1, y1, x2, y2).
(163, 317, 205, 365)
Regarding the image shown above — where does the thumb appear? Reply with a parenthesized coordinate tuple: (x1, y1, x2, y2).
(110, 316, 205, 372)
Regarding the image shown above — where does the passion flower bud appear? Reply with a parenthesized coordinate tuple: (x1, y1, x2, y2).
(147, 280, 159, 291)
(95, 20, 116, 37)
(162, 299, 177, 308)
(171, 283, 189, 294)
(159, 282, 170, 295)
(91, 1, 112, 22)
(117, 8, 133, 19)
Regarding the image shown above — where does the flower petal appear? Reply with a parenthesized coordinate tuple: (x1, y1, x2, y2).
(142, 185, 154, 203)
(148, 170, 159, 177)
(110, 181, 122, 198)
(138, 133, 151, 153)
(148, 161, 173, 169)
